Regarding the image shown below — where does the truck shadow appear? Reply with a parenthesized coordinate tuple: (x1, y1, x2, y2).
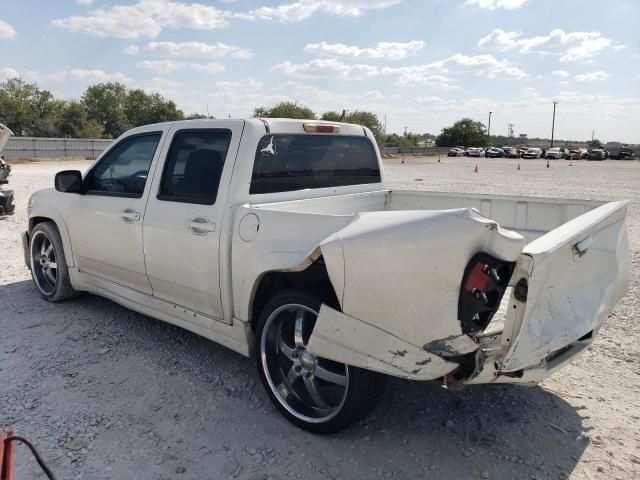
(1, 281, 587, 480)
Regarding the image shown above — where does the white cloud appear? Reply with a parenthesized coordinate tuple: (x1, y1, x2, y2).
(76, 0, 94, 5)
(552, 70, 570, 77)
(479, 28, 616, 62)
(123, 45, 140, 55)
(273, 59, 381, 80)
(304, 40, 425, 60)
(52, 0, 228, 39)
(136, 60, 225, 74)
(0, 67, 20, 81)
(127, 41, 252, 59)
(274, 53, 526, 86)
(574, 71, 610, 82)
(217, 78, 263, 90)
(236, 0, 404, 22)
(465, 0, 529, 9)
(0, 18, 16, 39)
(33, 68, 133, 84)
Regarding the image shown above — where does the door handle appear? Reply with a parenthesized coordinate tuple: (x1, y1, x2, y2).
(188, 217, 216, 235)
(121, 208, 140, 223)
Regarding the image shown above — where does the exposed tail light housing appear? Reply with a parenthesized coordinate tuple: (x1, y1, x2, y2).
(303, 123, 340, 134)
(458, 252, 515, 335)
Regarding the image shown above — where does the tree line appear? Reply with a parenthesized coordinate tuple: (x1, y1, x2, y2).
(5, 79, 596, 148)
(0, 78, 204, 139)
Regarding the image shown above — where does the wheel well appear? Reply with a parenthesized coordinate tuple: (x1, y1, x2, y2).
(29, 216, 55, 232)
(250, 257, 339, 332)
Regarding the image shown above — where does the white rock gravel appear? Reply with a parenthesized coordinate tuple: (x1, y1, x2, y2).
(0, 157, 638, 480)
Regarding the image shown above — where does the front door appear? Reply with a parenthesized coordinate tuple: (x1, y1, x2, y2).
(142, 121, 244, 322)
(66, 128, 167, 294)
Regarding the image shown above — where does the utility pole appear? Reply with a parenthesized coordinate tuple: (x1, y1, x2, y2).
(592, 130, 595, 142)
(384, 115, 387, 135)
(404, 126, 408, 137)
(486, 111, 492, 147)
(551, 101, 558, 148)
(508, 123, 515, 145)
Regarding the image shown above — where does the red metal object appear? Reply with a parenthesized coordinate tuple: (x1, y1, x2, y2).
(1, 430, 15, 480)
(464, 262, 491, 294)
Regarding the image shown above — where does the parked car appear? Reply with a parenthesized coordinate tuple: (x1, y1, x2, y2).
(507, 148, 521, 158)
(517, 147, 529, 157)
(545, 147, 568, 159)
(23, 118, 630, 433)
(448, 147, 465, 157)
(466, 147, 484, 157)
(523, 147, 543, 159)
(484, 147, 505, 158)
(588, 149, 606, 161)
(608, 147, 635, 160)
(502, 146, 513, 156)
(0, 124, 15, 216)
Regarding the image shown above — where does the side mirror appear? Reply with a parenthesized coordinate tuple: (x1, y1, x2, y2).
(55, 170, 83, 193)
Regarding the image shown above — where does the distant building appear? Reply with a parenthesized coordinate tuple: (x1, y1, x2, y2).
(519, 133, 528, 139)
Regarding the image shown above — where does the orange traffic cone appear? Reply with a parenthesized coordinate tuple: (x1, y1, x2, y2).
(474, 164, 478, 173)
(546, 159, 550, 168)
(517, 163, 521, 170)
(569, 159, 573, 166)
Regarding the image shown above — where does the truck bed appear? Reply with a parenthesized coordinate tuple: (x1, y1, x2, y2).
(249, 189, 604, 242)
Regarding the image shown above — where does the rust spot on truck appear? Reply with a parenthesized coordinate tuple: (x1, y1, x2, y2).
(416, 358, 432, 365)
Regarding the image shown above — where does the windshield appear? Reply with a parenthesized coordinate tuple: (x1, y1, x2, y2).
(250, 134, 381, 195)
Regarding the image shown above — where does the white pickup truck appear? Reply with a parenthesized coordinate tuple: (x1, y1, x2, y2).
(23, 119, 629, 433)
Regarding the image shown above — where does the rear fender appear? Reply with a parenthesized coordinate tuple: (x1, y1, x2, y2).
(308, 208, 526, 380)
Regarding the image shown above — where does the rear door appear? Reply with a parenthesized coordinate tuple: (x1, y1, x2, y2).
(142, 120, 244, 324)
(500, 201, 629, 372)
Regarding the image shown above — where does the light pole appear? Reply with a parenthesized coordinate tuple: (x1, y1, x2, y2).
(486, 111, 492, 147)
(551, 101, 558, 148)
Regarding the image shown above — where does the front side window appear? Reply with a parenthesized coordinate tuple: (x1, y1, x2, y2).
(250, 135, 381, 195)
(86, 133, 161, 197)
(158, 130, 231, 205)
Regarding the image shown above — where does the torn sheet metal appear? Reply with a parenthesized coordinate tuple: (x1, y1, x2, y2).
(307, 305, 458, 380)
(319, 208, 526, 350)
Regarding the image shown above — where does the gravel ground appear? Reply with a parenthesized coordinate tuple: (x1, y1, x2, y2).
(1, 157, 639, 480)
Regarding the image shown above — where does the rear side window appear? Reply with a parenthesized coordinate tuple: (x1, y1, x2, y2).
(250, 135, 381, 195)
(158, 130, 231, 205)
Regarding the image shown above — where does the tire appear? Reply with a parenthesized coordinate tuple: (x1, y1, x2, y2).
(29, 222, 78, 302)
(255, 288, 385, 434)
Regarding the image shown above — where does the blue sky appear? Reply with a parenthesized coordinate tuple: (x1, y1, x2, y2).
(1, 0, 639, 142)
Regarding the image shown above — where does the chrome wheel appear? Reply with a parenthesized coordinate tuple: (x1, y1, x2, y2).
(260, 304, 349, 423)
(30, 231, 57, 296)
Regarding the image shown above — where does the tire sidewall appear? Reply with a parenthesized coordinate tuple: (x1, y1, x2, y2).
(254, 289, 380, 434)
(30, 222, 74, 302)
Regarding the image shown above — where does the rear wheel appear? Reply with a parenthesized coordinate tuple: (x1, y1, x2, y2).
(30, 222, 78, 302)
(256, 289, 385, 434)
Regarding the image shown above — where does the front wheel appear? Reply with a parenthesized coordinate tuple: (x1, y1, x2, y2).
(256, 289, 385, 434)
(29, 222, 78, 302)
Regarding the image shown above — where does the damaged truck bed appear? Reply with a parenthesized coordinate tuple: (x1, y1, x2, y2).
(235, 190, 629, 386)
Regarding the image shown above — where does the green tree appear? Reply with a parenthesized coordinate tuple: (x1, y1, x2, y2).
(124, 89, 184, 127)
(0, 78, 59, 136)
(320, 110, 344, 122)
(253, 101, 315, 119)
(81, 82, 130, 138)
(587, 139, 603, 149)
(58, 101, 104, 138)
(436, 118, 487, 147)
(320, 110, 384, 145)
(382, 132, 422, 147)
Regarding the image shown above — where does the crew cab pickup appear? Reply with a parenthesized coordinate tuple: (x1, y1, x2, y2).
(23, 119, 630, 433)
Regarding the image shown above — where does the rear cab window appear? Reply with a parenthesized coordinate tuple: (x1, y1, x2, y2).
(250, 134, 381, 195)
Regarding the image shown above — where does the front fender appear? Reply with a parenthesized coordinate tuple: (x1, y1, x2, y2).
(29, 191, 76, 268)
